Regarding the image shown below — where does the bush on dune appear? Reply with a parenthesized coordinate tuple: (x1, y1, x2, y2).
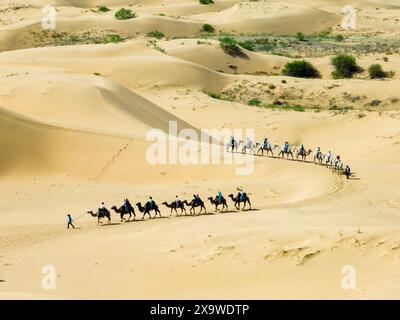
(201, 24, 215, 33)
(282, 60, 320, 78)
(368, 64, 387, 79)
(331, 54, 360, 78)
(199, 0, 214, 4)
(115, 8, 136, 20)
(147, 30, 165, 39)
(98, 6, 110, 12)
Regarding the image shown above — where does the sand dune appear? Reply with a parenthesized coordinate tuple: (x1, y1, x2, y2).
(0, 68, 199, 136)
(188, 2, 341, 34)
(161, 38, 290, 75)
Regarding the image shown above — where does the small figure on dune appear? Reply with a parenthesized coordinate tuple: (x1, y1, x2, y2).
(344, 165, 351, 179)
(67, 213, 75, 229)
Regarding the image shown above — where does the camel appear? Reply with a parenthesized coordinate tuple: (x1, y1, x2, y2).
(313, 150, 324, 164)
(182, 199, 206, 215)
(333, 159, 344, 172)
(239, 139, 256, 154)
(324, 153, 334, 167)
(208, 196, 228, 212)
(111, 205, 135, 222)
(136, 202, 161, 219)
(162, 201, 186, 216)
(228, 193, 251, 210)
(257, 141, 278, 157)
(87, 208, 111, 225)
(296, 148, 312, 161)
(278, 144, 296, 160)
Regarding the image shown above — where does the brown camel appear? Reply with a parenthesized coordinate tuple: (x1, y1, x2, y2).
(162, 201, 186, 216)
(296, 148, 312, 161)
(111, 205, 135, 221)
(228, 193, 251, 211)
(136, 202, 161, 219)
(87, 208, 111, 225)
(257, 142, 278, 157)
(207, 196, 228, 212)
(182, 199, 206, 215)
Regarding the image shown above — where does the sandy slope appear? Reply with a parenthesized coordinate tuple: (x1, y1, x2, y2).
(1, 0, 400, 300)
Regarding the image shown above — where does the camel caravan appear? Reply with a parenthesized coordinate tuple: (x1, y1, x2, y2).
(227, 136, 351, 178)
(87, 190, 252, 225)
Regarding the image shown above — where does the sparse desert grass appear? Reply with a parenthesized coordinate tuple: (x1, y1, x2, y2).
(213, 32, 400, 58)
(45, 31, 125, 46)
(206, 92, 232, 101)
(262, 104, 306, 112)
(147, 31, 165, 39)
(248, 98, 262, 106)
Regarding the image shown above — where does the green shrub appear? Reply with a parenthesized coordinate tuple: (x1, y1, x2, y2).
(98, 6, 110, 12)
(219, 36, 242, 55)
(331, 54, 360, 78)
(335, 34, 345, 42)
(263, 104, 306, 112)
(248, 98, 262, 106)
(147, 30, 165, 39)
(296, 32, 306, 41)
(199, 0, 214, 4)
(103, 34, 124, 43)
(238, 40, 255, 51)
(201, 24, 215, 33)
(368, 64, 387, 79)
(115, 8, 136, 20)
(282, 60, 320, 78)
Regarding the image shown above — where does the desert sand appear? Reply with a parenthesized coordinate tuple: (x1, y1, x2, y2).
(0, 0, 400, 299)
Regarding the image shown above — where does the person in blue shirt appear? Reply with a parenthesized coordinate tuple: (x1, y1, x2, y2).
(67, 214, 75, 229)
(216, 191, 223, 203)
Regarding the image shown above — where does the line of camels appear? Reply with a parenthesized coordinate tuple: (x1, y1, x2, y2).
(227, 138, 348, 172)
(87, 192, 251, 225)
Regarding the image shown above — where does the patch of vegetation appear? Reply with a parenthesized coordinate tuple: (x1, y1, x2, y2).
(262, 104, 306, 112)
(282, 60, 320, 78)
(238, 40, 255, 51)
(201, 24, 215, 33)
(219, 36, 245, 56)
(368, 64, 387, 79)
(98, 6, 110, 12)
(115, 8, 136, 20)
(47, 31, 125, 46)
(335, 34, 345, 42)
(199, 0, 214, 4)
(147, 30, 165, 39)
(296, 32, 306, 41)
(103, 34, 124, 43)
(248, 98, 262, 106)
(206, 92, 232, 101)
(331, 54, 360, 78)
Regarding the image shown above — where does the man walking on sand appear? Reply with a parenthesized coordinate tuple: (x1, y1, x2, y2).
(67, 213, 75, 229)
